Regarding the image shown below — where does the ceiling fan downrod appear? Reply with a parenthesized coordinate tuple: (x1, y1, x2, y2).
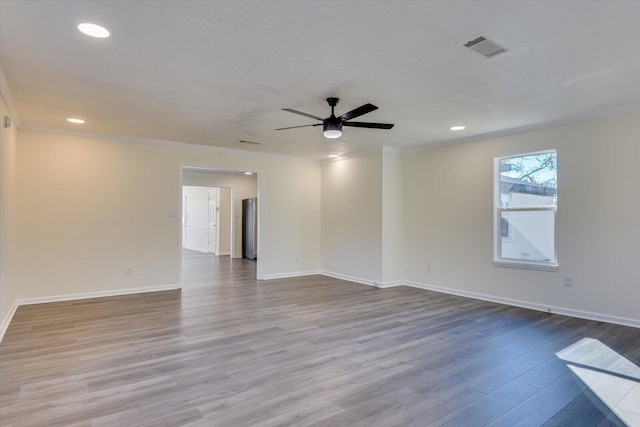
(323, 98, 342, 138)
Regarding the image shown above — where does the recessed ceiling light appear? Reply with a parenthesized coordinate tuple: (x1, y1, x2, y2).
(67, 118, 85, 124)
(329, 154, 339, 158)
(450, 125, 466, 131)
(244, 172, 253, 175)
(78, 23, 110, 38)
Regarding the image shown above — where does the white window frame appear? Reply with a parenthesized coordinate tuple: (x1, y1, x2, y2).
(493, 150, 558, 271)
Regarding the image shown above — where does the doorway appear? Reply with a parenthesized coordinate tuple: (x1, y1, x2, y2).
(179, 167, 260, 287)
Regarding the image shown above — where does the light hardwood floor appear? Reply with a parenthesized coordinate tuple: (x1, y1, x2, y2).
(1, 254, 639, 426)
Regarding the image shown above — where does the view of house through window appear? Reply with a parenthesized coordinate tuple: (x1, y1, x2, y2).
(494, 150, 557, 269)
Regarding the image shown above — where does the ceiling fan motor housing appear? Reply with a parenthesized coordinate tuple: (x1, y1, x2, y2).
(323, 116, 341, 129)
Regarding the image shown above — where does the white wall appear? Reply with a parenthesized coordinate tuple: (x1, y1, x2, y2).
(403, 111, 640, 324)
(382, 147, 404, 285)
(12, 130, 321, 300)
(321, 148, 404, 287)
(182, 171, 257, 258)
(263, 158, 321, 277)
(0, 94, 18, 337)
(321, 150, 383, 284)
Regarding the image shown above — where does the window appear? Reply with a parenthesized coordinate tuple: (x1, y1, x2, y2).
(494, 150, 557, 270)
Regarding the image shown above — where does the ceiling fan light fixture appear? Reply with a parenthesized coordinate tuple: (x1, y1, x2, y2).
(323, 121, 342, 139)
(323, 129, 342, 139)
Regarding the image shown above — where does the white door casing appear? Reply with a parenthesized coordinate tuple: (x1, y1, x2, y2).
(208, 189, 218, 254)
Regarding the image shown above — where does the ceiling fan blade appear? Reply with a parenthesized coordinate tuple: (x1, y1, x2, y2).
(342, 121, 394, 129)
(275, 123, 322, 131)
(338, 103, 378, 121)
(282, 109, 324, 121)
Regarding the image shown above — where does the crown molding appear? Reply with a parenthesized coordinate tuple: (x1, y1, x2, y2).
(0, 67, 23, 127)
(404, 102, 640, 155)
(18, 124, 320, 164)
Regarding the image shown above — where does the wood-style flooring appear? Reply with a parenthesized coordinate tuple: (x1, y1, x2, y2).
(181, 249, 256, 289)
(1, 253, 639, 426)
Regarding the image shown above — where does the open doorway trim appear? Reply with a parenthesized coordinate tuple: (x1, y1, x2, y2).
(178, 163, 263, 288)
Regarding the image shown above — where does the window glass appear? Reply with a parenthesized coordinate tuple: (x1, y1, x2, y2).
(495, 150, 557, 269)
(500, 153, 557, 207)
(500, 210, 555, 262)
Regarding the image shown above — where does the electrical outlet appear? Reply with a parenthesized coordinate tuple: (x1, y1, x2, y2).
(426, 264, 431, 272)
(126, 266, 132, 276)
(295, 256, 300, 263)
(563, 275, 573, 286)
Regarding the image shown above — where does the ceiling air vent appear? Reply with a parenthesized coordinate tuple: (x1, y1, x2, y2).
(238, 140, 263, 145)
(463, 36, 507, 58)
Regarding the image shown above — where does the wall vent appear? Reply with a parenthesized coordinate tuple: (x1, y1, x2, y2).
(463, 36, 507, 58)
(238, 140, 263, 145)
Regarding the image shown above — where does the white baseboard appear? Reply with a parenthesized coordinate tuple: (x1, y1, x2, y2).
(404, 281, 640, 329)
(14, 284, 179, 306)
(320, 271, 403, 289)
(378, 280, 403, 288)
(0, 300, 19, 343)
(262, 270, 322, 280)
(261, 271, 403, 289)
(0, 284, 179, 344)
(216, 251, 231, 256)
(321, 271, 381, 288)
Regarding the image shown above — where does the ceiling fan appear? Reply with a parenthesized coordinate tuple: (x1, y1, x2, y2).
(275, 97, 394, 139)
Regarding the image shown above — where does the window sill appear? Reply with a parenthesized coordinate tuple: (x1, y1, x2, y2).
(493, 260, 558, 272)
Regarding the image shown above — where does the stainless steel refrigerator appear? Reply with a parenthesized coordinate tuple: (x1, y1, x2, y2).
(242, 198, 257, 260)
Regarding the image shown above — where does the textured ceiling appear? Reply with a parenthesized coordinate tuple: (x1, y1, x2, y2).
(1, 0, 640, 160)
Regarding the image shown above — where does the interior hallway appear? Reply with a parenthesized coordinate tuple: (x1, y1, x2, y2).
(181, 249, 256, 288)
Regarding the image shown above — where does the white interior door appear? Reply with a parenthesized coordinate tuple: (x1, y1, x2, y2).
(183, 186, 211, 253)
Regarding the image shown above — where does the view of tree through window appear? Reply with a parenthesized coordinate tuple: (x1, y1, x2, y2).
(495, 151, 558, 268)
(501, 152, 557, 188)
